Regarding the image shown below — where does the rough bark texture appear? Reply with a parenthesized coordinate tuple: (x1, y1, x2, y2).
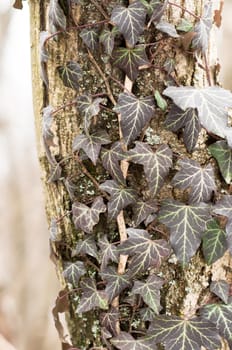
(30, 0, 232, 349)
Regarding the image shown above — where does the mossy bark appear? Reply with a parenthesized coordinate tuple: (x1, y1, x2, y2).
(29, 0, 231, 349)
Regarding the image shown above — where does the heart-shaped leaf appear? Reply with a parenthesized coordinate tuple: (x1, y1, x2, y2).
(80, 28, 99, 51)
(63, 261, 86, 287)
(57, 61, 83, 90)
(100, 28, 118, 56)
(77, 278, 108, 313)
(73, 235, 98, 260)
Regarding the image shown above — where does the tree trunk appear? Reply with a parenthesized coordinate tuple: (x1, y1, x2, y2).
(29, 1, 232, 349)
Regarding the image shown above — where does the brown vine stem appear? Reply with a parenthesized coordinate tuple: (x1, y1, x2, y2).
(203, 53, 212, 86)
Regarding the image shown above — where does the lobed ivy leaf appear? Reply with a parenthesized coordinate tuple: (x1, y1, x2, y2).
(98, 235, 119, 270)
(210, 280, 230, 304)
(128, 142, 172, 198)
(202, 219, 227, 265)
(149, 0, 167, 25)
(132, 275, 164, 313)
(209, 140, 232, 184)
(77, 278, 108, 313)
(171, 159, 216, 204)
(63, 261, 86, 287)
(192, 3, 213, 53)
(111, 1, 146, 47)
(73, 235, 98, 260)
(57, 61, 83, 90)
(79, 28, 99, 52)
(114, 94, 155, 145)
(101, 266, 131, 302)
(118, 228, 171, 276)
(163, 86, 232, 144)
(39, 31, 50, 87)
(201, 302, 232, 346)
(100, 28, 118, 56)
(72, 196, 106, 233)
(42, 105, 55, 147)
(101, 142, 126, 185)
(100, 307, 119, 336)
(99, 180, 137, 220)
(132, 200, 158, 226)
(158, 199, 211, 265)
(213, 195, 232, 219)
(77, 94, 104, 131)
(111, 332, 157, 350)
(164, 105, 200, 152)
(156, 21, 179, 38)
(113, 46, 149, 81)
(49, 0, 66, 32)
(149, 315, 221, 350)
(73, 130, 111, 165)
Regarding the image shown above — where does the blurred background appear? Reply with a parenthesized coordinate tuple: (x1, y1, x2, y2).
(0, 1, 231, 350)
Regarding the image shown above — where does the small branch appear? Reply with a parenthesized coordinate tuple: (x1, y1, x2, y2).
(51, 101, 77, 115)
(109, 76, 134, 96)
(168, 1, 200, 20)
(203, 53, 212, 86)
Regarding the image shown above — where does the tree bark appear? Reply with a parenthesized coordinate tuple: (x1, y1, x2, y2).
(29, 1, 232, 349)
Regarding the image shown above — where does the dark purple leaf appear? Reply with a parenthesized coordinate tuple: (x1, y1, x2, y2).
(114, 94, 155, 145)
(213, 195, 232, 219)
(42, 105, 55, 147)
(63, 261, 86, 287)
(149, 315, 221, 350)
(99, 180, 137, 220)
(111, 1, 146, 47)
(100, 307, 119, 336)
(100, 28, 118, 56)
(118, 228, 171, 276)
(101, 142, 126, 185)
(149, 1, 167, 25)
(209, 141, 232, 184)
(49, 0, 67, 32)
(163, 86, 232, 144)
(202, 219, 227, 265)
(156, 21, 179, 38)
(77, 278, 108, 313)
(210, 280, 230, 304)
(79, 28, 99, 52)
(101, 266, 131, 302)
(192, 3, 213, 53)
(76, 95, 104, 131)
(57, 61, 82, 90)
(164, 105, 200, 152)
(113, 46, 149, 81)
(201, 302, 232, 346)
(132, 200, 158, 226)
(128, 142, 172, 198)
(159, 199, 211, 265)
(72, 196, 106, 233)
(139, 307, 156, 322)
(172, 158, 216, 204)
(98, 235, 119, 270)
(132, 275, 164, 313)
(139, 0, 161, 16)
(73, 130, 111, 165)
(73, 235, 98, 260)
(111, 332, 157, 350)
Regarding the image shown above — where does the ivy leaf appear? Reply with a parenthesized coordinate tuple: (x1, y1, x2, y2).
(63, 261, 86, 287)
(101, 142, 126, 185)
(100, 307, 119, 336)
(72, 196, 106, 233)
(164, 105, 200, 152)
(79, 28, 99, 52)
(118, 228, 171, 276)
(100, 28, 118, 56)
(139, 0, 160, 16)
(128, 142, 172, 198)
(201, 302, 232, 346)
(98, 235, 119, 270)
(209, 141, 232, 184)
(158, 199, 211, 265)
(163, 86, 232, 143)
(156, 21, 179, 38)
(149, 1, 167, 25)
(210, 280, 230, 304)
(171, 159, 216, 204)
(176, 18, 193, 32)
(99, 180, 137, 220)
(202, 219, 227, 265)
(192, 3, 213, 53)
(114, 94, 155, 145)
(77, 278, 108, 313)
(73, 130, 111, 165)
(113, 46, 149, 81)
(49, 0, 67, 31)
(132, 200, 158, 227)
(149, 315, 221, 350)
(73, 235, 98, 260)
(154, 90, 167, 111)
(57, 61, 83, 90)
(42, 105, 55, 147)
(132, 275, 164, 313)
(39, 31, 50, 87)
(111, 332, 157, 350)
(213, 195, 232, 219)
(111, 1, 147, 47)
(77, 95, 104, 131)
(101, 266, 131, 302)
(139, 307, 156, 322)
